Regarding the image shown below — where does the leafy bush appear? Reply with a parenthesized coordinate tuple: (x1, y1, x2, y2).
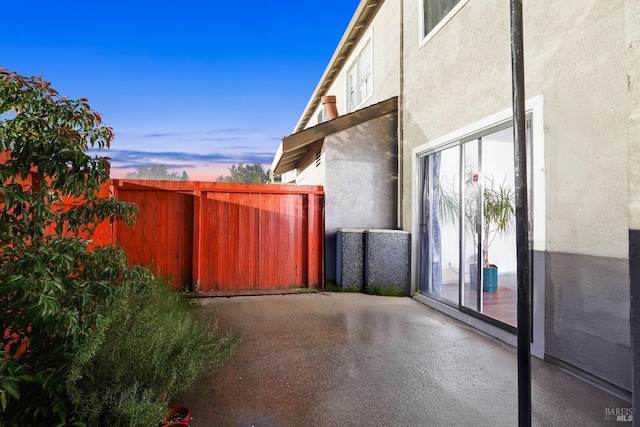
(0, 70, 238, 426)
(67, 274, 239, 426)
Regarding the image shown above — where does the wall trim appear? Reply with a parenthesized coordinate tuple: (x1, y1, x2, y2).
(545, 354, 632, 402)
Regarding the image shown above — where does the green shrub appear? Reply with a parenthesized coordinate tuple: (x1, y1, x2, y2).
(324, 281, 359, 293)
(0, 70, 239, 426)
(66, 275, 239, 426)
(364, 285, 408, 297)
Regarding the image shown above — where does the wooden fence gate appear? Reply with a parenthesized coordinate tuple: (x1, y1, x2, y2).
(111, 180, 324, 296)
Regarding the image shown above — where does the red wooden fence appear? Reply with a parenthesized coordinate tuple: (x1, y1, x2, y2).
(1, 150, 325, 296)
(111, 180, 324, 295)
(110, 180, 194, 290)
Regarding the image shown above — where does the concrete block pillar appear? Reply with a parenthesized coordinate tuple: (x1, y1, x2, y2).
(364, 230, 411, 293)
(336, 229, 366, 290)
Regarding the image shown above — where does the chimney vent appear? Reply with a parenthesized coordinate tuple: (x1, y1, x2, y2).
(321, 95, 338, 120)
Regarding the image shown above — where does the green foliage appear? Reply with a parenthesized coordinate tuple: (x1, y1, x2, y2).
(438, 167, 515, 268)
(216, 162, 268, 183)
(295, 287, 319, 293)
(125, 164, 189, 181)
(66, 277, 239, 426)
(483, 181, 515, 235)
(0, 69, 139, 425)
(0, 70, 137, 246)
(481, 177, 514, 268)
(326, 281, 408, 296)
(0, 70, 237, 426)
(323, 281, 341, 292)
(324, 282, 360, 293)
(364, 285, 408, 297)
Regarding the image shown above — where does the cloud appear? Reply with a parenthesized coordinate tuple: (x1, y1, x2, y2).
(199, 136, 243, 142)
(142, 132, 173, 138)
(113, 128, 278, 145)
(88, 148, 275, 171)
(204, 127, 251, 134)
(92, 126, 281, 178)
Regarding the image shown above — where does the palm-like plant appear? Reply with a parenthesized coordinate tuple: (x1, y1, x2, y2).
(481, 176, 515, 268)
(438, 169, 515, 269)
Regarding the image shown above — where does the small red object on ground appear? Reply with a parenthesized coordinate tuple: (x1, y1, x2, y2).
(161, 406, 191, 425)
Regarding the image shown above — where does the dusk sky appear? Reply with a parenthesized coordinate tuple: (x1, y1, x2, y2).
(3, 1, 359, 180)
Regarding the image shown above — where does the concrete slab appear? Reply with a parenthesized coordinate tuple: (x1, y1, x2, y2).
(173, 293, 630, 426)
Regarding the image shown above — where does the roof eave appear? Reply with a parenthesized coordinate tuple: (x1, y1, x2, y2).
(273, 97, 397, 175)
(292, 0, 383, 134)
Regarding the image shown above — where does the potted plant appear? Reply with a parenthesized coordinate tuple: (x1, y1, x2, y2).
(480, 176, 515, 292)
(438, 169, 515, 292)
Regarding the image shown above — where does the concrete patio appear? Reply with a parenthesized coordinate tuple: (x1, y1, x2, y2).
(172, 293, 630, 426)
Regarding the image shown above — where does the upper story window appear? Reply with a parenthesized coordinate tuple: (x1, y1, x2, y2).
(420, 0, 469, 45)
(347, 35, 373, 113)
(317, 108, 327, 125)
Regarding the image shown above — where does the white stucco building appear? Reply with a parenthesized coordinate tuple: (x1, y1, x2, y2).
(271, 0, 639, 405)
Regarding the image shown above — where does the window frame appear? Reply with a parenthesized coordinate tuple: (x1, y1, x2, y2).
(345, 31, 374, 113)
(419, 0, 470, 48)
(411, 95, 546, 359)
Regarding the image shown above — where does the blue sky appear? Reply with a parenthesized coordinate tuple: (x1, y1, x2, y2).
(2, 1, 359, 179)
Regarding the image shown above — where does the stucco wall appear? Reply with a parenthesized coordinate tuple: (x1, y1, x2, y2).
(626, 0, 640, 412)
(403, 0, 629, 258)
(629, 0, 640, 231)
(402, 0, 633, 390)
(324, 112, 398, 282)
(296, 140, 326, 185)
(546, 252, 631, 390)
(402, 0, 512, 233)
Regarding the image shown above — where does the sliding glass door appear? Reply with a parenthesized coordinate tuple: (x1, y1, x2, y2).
(419, 123, 526, 330)
(420, 146, 460, 305)
(476, 127, 517, 327)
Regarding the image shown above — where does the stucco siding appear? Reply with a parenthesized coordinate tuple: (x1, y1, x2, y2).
(626, 0, 640, 410)
(369, 0, 400, 105)
(546, 251, 631, 391)
(628, 0, 640, 231)
(296, 140, 325, 185)
(526, 2, 628, 260)
(324, 111, 398, 282)
(403, 0, 629, 259)
(402, 0, 633, 391)
(401, 0, 513, 233)
(283, 0, 637, 396)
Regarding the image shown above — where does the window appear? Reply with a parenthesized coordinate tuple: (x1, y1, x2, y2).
(317, 108, 327, 125)
(420, 0, 468, 44)
(347, 37, 373, 113)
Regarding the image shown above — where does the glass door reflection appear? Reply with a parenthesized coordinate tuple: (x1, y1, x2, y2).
(419, 125, 519, 329)
(461, 139, 481, 313)
(420, 146, 460, 306)
(477, 127, 517, 327)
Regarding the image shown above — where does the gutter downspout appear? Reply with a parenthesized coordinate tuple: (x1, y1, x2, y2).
(397, 0, 404, 230)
